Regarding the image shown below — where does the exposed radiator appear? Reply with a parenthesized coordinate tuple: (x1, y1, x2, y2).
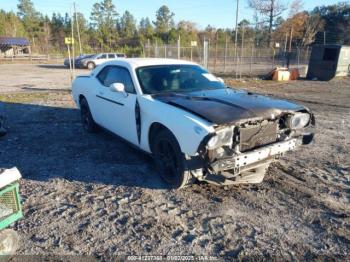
(239, 122, 278, 152)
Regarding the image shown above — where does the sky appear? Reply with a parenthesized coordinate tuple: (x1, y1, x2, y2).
(0, 0, 344, 29)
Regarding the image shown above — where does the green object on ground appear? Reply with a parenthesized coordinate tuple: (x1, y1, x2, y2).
(0, 183, 22, 231)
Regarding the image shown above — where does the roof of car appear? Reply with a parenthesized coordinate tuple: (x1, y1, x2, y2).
(106, 58, 198, 68)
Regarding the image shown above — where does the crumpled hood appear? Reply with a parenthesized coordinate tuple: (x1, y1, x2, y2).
(152, 88, 306, 125)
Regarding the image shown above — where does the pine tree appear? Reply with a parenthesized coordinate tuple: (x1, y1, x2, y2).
(17, 0, 41, 44)
(119, 11, 137, 38)
(90, 0, 119, 49)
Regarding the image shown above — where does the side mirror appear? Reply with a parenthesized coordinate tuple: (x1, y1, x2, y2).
(110, 83, 127, 97)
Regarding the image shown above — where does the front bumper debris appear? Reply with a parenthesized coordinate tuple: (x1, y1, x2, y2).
(210, 138, 298, 173)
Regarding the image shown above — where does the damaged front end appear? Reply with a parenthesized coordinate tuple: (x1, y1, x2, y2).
(192, 111, 315, 186)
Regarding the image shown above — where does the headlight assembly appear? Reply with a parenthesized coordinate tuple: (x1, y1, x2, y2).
(207, 126, 233, 150)
(286, 113, 310, 129)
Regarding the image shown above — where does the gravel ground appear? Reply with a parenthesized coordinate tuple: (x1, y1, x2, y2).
(0, 64, 349, 260)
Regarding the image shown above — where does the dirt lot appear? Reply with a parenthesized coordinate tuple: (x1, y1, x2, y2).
(0, 64, 349, 260)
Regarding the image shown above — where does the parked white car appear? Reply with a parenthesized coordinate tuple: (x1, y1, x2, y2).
(80, 53, 127, 70)
(72, 59, 315, 188)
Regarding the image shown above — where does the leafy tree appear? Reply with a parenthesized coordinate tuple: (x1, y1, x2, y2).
(139, 17, 154, 40)
(153, 5, 175, 40)
(17, 0, 41, 44)
(0, 1, 347, 56)
(118, 11, 137, 38)
(273, 11, 324, 46)
(248, 0, 287, 46)
(50, 13, 66, 50)
(0, 10, 26, 37)
(312, 2, 350, 44)
(73, 12, 90, 53)
(90, 0, 119, 49)
(176, 20, 198, 45)
(236, 19, 255, 45)
(274, 16, 285, 27)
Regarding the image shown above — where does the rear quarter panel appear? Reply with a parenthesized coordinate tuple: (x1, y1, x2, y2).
(72, 75, 95, 110)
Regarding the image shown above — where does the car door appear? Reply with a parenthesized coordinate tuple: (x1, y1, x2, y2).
(94, 65, 139, 145)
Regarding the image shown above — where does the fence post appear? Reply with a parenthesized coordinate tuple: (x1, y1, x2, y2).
(203, 38, 208, 69)
(155, 40, 159, 58)
(297, 47, 300, 70)
(177, 36, 181, 59)
(214, 34, 218, 73)
(240, 23, 245, 79)
(250, 44, 253, 77)
(224, 35, 228, 73)
(164, 44, 167, 58)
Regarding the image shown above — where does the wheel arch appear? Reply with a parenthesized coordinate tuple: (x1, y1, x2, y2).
(79, 94, 86, 102)
(148, 122, 178, 153)
(77, 94, 86, 109)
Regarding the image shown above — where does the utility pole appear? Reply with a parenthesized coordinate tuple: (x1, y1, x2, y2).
(74, 2, 82, 55)
(287, 26, 293, 68)
(234, 0, 239, 79)
(70, 7, 75, 77)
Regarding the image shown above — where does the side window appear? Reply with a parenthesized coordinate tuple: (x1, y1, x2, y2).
(97, 66, 136, 94)
(108, 54, 115, 59)
(96, 66, 110, 85)
(103, 67, 120, 87)
(98, 54, 107, 59)
(117, 68, 136, 94)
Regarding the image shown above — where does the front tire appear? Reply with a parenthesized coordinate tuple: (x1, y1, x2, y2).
(80, 98, 99, 133)
(151, 129, 195, 189)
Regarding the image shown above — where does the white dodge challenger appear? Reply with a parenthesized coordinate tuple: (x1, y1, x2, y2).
(72, 59, 315, 188)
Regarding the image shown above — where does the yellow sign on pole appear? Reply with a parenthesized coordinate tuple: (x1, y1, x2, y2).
(191, 41, 197, 47)
(65, 37, 75, 45)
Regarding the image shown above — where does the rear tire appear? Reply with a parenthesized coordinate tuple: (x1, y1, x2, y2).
(151, 128, 195, 189)
(87, 62, 95, 70)
(80, 98, 99, 133)
(0, 116, 6, 137)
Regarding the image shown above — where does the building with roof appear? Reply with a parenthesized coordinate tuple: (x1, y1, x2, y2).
(0, 37, 31, 56)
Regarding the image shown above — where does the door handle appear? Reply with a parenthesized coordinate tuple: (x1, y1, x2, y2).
(99, 91, 104, 95)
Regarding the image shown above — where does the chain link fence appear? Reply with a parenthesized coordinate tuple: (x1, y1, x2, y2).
(144, 41, 311, 78)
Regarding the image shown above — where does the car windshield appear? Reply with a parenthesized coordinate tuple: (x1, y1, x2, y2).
(136, 65, 226, 94)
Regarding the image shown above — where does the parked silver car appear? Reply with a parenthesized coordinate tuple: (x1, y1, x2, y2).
(64, 54, 95, 68)
(80, 53, 127, 69)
